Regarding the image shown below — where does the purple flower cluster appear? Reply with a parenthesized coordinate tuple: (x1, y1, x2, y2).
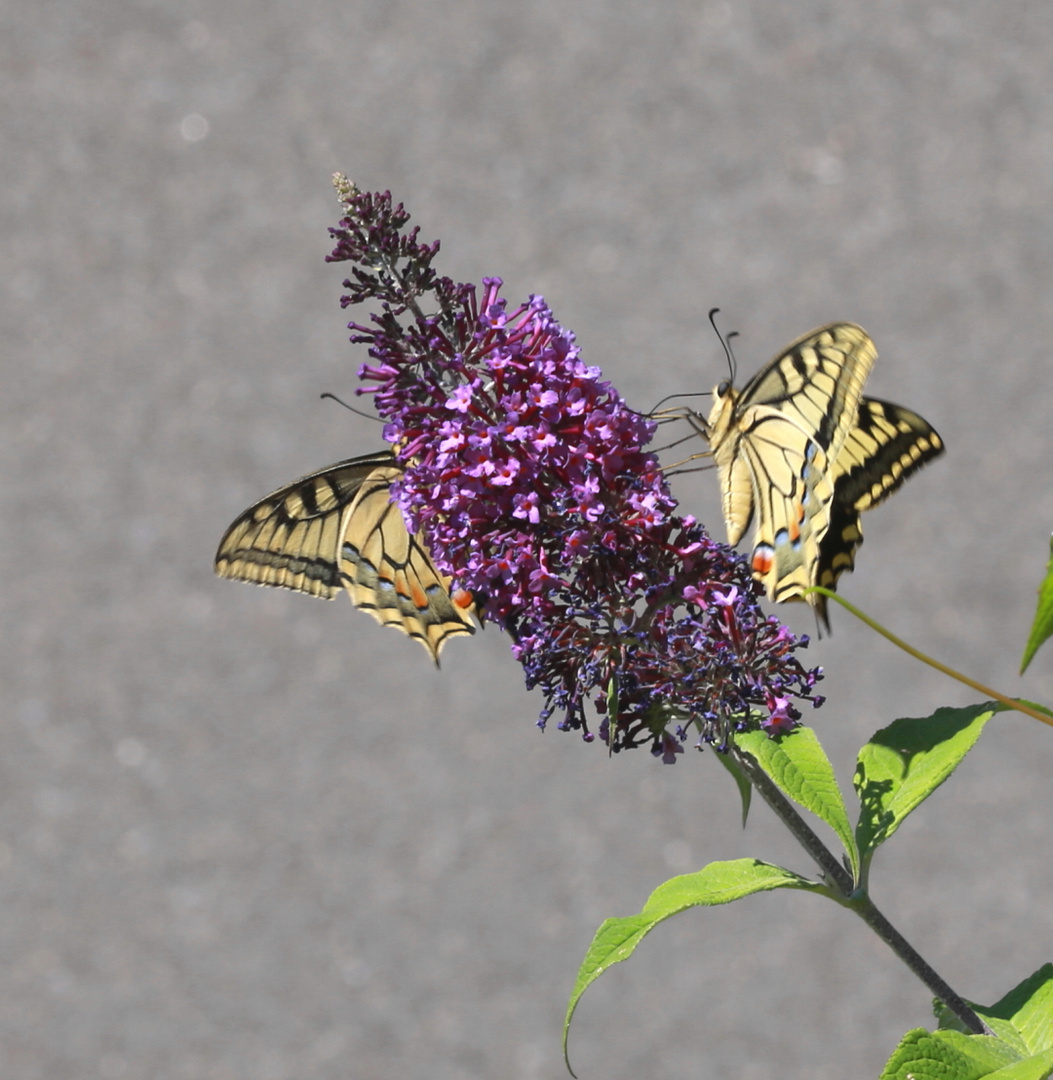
(326, 177, 823, 757)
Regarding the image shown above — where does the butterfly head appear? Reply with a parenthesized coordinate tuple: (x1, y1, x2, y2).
(703, 378, 740, 446)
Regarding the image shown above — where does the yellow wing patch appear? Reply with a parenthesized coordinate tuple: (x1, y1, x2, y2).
(215, 451, 475, 662)
(728, 408, 837, 607)
(701, 323, 944, 628)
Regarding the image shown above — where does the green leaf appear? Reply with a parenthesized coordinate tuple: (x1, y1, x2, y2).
(737, 727, 859, 880)
(1016, 699, 1053, 724)
(984, 1049, 1053, 1080)
(605, 674, 619, 725)
(938, 1010, 1030, 1055)
(881, 1029, 1022, 1080)
(563, 860, 821, 1073)
(976, 965, 1053, 1056)
(884, 968, 1053, 1080)
(714, 748, 753, 827)
(855, 704, 998, 865)
(1021, 535, 1053, 674)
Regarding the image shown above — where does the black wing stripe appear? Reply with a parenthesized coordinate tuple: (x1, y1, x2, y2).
(215, 449, 475, 660)
(832, 399, 944, 511)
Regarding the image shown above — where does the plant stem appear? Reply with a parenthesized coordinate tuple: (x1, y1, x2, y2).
(730, 745, 991, 1036)
(731, 746, 850, 889)
(806, 587, 1053, 730)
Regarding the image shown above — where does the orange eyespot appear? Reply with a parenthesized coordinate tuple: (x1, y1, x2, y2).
(752, 544, 774, 576)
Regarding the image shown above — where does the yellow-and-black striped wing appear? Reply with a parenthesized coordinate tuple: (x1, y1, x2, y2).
(702, 323, 942, 625)
(715, 405, 837, 608)
(813, 398, 944, 626)
(214, 450, 475, 661)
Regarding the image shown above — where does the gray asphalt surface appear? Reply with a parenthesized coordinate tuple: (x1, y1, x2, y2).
(5, 2, 1053, 1078)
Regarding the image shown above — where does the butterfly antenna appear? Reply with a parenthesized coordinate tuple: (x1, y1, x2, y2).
(708, 308, 738, 384)
(647, 389, 712, 416)
(320, 392, 382, 424)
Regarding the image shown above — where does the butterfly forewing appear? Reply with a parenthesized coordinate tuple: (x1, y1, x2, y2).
(215, 450, 475, 662)
(736, 323, 876, 459)
(215, 455, 392, 598)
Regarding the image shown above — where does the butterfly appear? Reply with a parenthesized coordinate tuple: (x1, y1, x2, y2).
(697, 322, 944, 628)
(214, 450, 475, 662)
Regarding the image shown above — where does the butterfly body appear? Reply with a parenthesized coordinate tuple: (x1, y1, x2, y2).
(215, 450, 475, 662)
(701, 323, 944, 627)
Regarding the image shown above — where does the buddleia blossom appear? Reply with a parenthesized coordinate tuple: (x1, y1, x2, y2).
(326, 176, 823, 757)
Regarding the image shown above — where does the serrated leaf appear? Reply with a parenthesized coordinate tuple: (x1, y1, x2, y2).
(885, 970, 1053, 1080)
(939, 1008, 1030, 1055)
(714, 748, 752, 827)
(978, 965, 1053, 1056)
(984, 1048, 1053, 1080)
(985, 1020, 1033, 1057)
(855, 704, 998, 864)
(738, 727, 859, 880)
(563, 860, 820, 1073)
(881, 1029, 1021, 1080)
(937, 1032, 1029, 1074)
(1021, 535, 1053, 674)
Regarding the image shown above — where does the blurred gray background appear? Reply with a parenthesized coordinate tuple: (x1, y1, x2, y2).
(5, 1, 1053, 1077)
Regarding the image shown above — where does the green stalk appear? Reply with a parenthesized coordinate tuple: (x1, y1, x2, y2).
(731, 746, 991, 1036)
(807, 587, 1053, 729)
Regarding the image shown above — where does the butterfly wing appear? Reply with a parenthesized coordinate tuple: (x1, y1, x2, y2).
(336, 463, 477, 660)
(828, 397, 945, 514)
(706, 324, 877, 612)
(735, 323, 877, 460)
(716, 405, 837, 606)
(214, 451, 475, 662)
(811, 397, 945, 626)
(215, 452, 392, 599)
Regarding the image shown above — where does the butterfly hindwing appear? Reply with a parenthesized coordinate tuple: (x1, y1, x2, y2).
(810, 398, 945, 627)
(830, 398, 946, 513)
(703, 323, 943, 625)
(215, 451, 475, 662)
(726, 406, 837, 606)
(336, 464, 477, 658)
(811, 492, 865, 629)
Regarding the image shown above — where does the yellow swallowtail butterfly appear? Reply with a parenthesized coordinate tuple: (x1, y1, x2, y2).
(698, 322, 944, 628)
(214, 450, 475, 662)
